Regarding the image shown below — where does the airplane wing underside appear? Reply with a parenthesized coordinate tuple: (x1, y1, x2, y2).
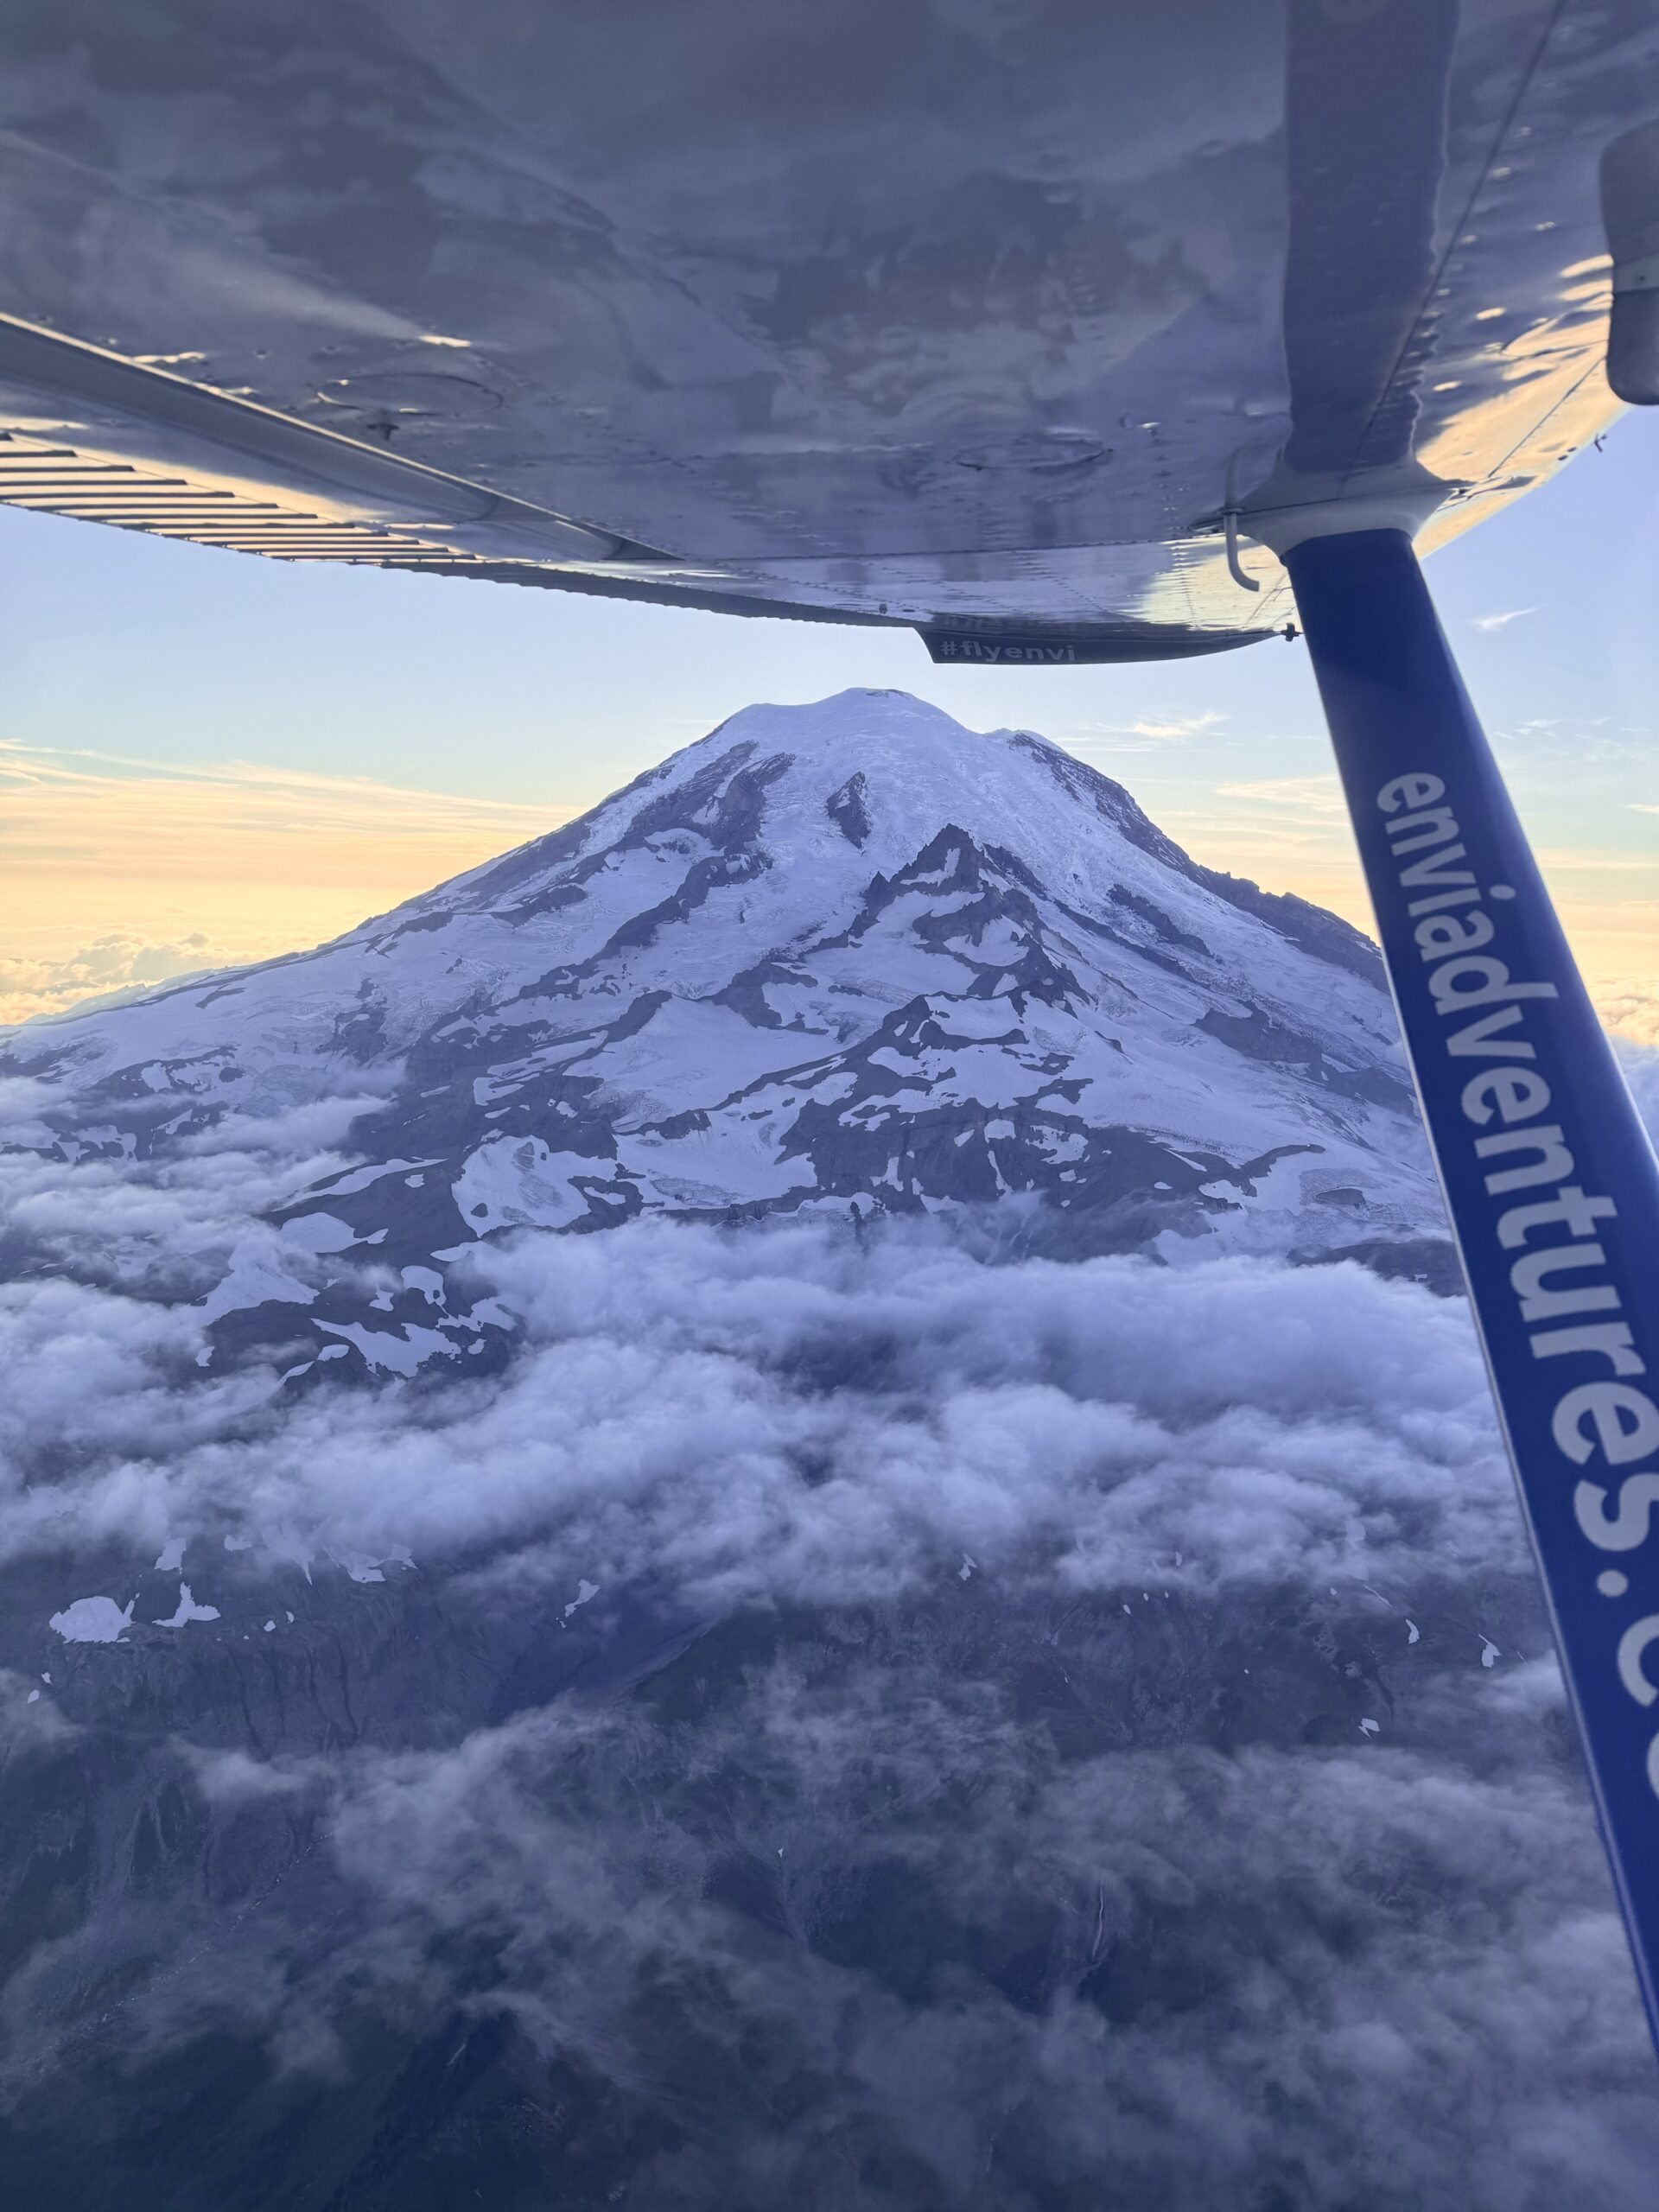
(0, 0, 1653, 655)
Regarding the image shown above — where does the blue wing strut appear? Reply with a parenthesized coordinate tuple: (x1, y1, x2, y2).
(1288, 525, 1659, 2040)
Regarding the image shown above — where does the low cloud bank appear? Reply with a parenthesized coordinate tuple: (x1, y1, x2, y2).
(0, 931, 226, 1027)
(1602, 988, 1659, 1052)
(2, 1193, 1524, 1614)
(4, 1096, 1659, 2207)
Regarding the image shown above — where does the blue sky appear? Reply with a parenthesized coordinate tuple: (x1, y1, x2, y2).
(2, 407, 1655, 1030)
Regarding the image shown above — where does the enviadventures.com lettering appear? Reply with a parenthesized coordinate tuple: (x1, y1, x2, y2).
(1377, 771, 1659, 1796)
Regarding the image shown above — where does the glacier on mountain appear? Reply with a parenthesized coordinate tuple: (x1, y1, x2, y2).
(6, 695, 1659, 2210)
(2, 691, 1448, 1374)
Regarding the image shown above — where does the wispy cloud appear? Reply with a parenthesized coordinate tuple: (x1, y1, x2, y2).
(1471, 607, 1541, 632)
(1066, 709, 1230, 749)
(1214, 773, 1346, 818)
(1171, 780, 1658, 1014)
(1122, 709, 1229, 741)
(0, 741, 569, 876)
(1534, 849, 1658, 873)
(1165, 776, 1359, 893)
(0, 741, 579, 1023)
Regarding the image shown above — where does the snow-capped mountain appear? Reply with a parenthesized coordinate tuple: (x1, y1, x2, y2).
(15, 695, 1658, 2209)
(1, 690, 1445, 1370)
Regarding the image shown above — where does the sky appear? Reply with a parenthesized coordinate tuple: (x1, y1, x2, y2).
(2, 410, 1655, 1033)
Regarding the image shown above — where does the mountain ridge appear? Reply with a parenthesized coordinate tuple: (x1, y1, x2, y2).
(11, 703, 1659, 2212)
(1, 690, 1446, 1375)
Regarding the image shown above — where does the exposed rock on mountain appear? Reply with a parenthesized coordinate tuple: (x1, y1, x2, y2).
(8, 697, 1648, 2212)
(2, 692, 1445, 1376)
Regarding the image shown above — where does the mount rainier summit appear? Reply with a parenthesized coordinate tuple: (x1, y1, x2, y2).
(1, 690, 1446, 1375)
(9, 693, 1659, 2212)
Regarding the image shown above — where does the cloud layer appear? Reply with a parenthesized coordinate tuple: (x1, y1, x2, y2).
(0, 739, 575, 1021)
(4, 1087, 1659, 2206)
(2, 1176, 1528, 1612)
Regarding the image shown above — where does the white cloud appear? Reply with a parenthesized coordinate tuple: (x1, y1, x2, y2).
(1616, 1039, 1659, 1114)
(1214, 773, 1346, 818)
(1471, 607, 1540, 632)
(0, 1197, 1524, 1609)
(1121, 709, 1230, 741)
(1065, 709, 1230, 752)
(5, 1089, 1659, 2196)
(1601, 986, 1659, 1049)
(0, 931, 227, 1027)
